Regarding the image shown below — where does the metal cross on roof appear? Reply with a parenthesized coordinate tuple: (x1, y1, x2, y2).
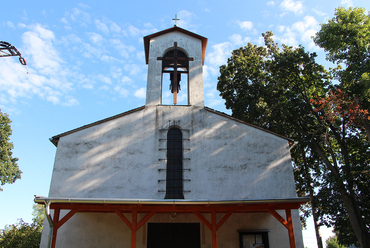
(172, 14, 180, 27)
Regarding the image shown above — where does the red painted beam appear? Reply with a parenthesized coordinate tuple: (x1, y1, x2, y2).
(131, 209, 137, 248)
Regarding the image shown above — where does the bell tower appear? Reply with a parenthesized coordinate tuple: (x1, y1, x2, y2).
(143, 26, 207, 107)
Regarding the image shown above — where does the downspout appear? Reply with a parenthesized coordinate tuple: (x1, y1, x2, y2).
(45, 200, 54, 248)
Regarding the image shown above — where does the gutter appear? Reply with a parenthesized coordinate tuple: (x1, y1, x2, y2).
(35, 196, 309, 205)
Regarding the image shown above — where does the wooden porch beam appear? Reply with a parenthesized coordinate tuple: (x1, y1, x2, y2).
(216, 211, 233, 231)
(136, 211, 156, 230)
(115, 210, 132, 229)
(51, 208, 60, 248)
(268, 208, 296, 248)
(55, 209, 77, 230)
(268, 209, 289, 229)
(131, 209, 137, 248)
(193, 211, 212, 230)
(211, 211, 218, 248)
(286, 209, 296, 248)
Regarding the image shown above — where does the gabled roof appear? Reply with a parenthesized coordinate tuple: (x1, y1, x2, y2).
(143, 26, 208, 65)
(50, 105, 293, 147)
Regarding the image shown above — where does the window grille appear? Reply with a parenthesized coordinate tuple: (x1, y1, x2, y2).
(165, 127, 184, 199)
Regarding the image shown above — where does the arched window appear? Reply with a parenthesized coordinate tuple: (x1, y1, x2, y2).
(161, 43, 189, 105)
(165, 127, 184, 199)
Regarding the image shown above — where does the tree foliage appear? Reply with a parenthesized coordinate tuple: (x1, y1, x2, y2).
(314, 7, 370, 141)
(0, 110, 21, 191)
(326, 236, 346, 248)
(0, 204, 44, 248)
(217, 26, 370, 247)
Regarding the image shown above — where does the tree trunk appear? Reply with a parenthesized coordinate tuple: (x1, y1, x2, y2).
(311, 140, 370, 248)
(338, 187, 370, 248)
(309, 188, 323, 248)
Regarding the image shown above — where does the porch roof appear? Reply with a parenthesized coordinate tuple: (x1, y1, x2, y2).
(35, 196, 308, 248)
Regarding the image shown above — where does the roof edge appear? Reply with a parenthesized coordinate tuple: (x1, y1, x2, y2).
(50, 105, 146, 147)
(144, 26, 208, 65)
(203, 107, 294, 143)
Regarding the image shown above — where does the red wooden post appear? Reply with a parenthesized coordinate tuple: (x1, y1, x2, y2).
(211, 211, 218, 248)
(286, 209, 296, 248)
(131, 209, 137, 248)
(51, 208, 60, 248)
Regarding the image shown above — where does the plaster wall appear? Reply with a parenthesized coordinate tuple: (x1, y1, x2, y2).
(145, 32, 204, 107)
(48, 105, 296, 199)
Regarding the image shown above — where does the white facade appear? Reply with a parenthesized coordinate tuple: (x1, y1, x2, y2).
(39, 27, 304, 248)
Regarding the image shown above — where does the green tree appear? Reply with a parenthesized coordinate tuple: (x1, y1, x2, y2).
(217, 31, 370, 247)
(0, 204, 44, 248)
(314, 7, 370, 247)
(0, 110, 22, 191)
(326, 235, 346, 248)
(314, 7, 370, 142)
(32, 204, 45, 227)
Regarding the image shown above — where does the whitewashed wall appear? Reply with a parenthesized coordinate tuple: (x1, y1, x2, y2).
(48, 105, 296, 200)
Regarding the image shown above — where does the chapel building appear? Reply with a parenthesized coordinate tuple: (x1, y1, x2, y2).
(36, 25, 308, 248)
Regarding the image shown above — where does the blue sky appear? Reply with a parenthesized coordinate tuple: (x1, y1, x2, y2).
(1, 0, 369, 247)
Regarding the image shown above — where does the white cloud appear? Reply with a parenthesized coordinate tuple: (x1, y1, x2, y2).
(88, 32, 104, 45)
(114, 85, 129, 97)
(312, 9, 327, 17)
(97, 74, 112, 85)
(121, 76, 132, 84)
(95, 19, 109, 34)
(62, 96, 79, 106)
(0, 24, 85, 107)
(207, 42, 233, 66)
(229, 34, 243, 46)
(291, 16, 318, 34)
(279, 0, 304, 15)
(110, 66, 122, 79)
(7, 21, 15, 29)
(63, 34, 82, 44)
(124, 64, 142, 76)
(18, 23, 27, 28)
(128, 25, 141, 37)
(277, 25, 286, 33)
(238, 21, 253, 31)
(61, 17, 68, 25)
(100, 55, 123, 64)
(134, 87, 146, 98)
(22, 24, 62, 75)
(291, 16, 320, 48)
(177, 10, 195, 30)
(82, 43, 102, 58)
(69, 8, 91, 24)
(109, 22, 121, 33)
(267, 1, 275, 6)
(275, 27, 299, 47)
(110, 39, 136, 58)
(229, 34, 250, 46)
(341, 0, 353, 7)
